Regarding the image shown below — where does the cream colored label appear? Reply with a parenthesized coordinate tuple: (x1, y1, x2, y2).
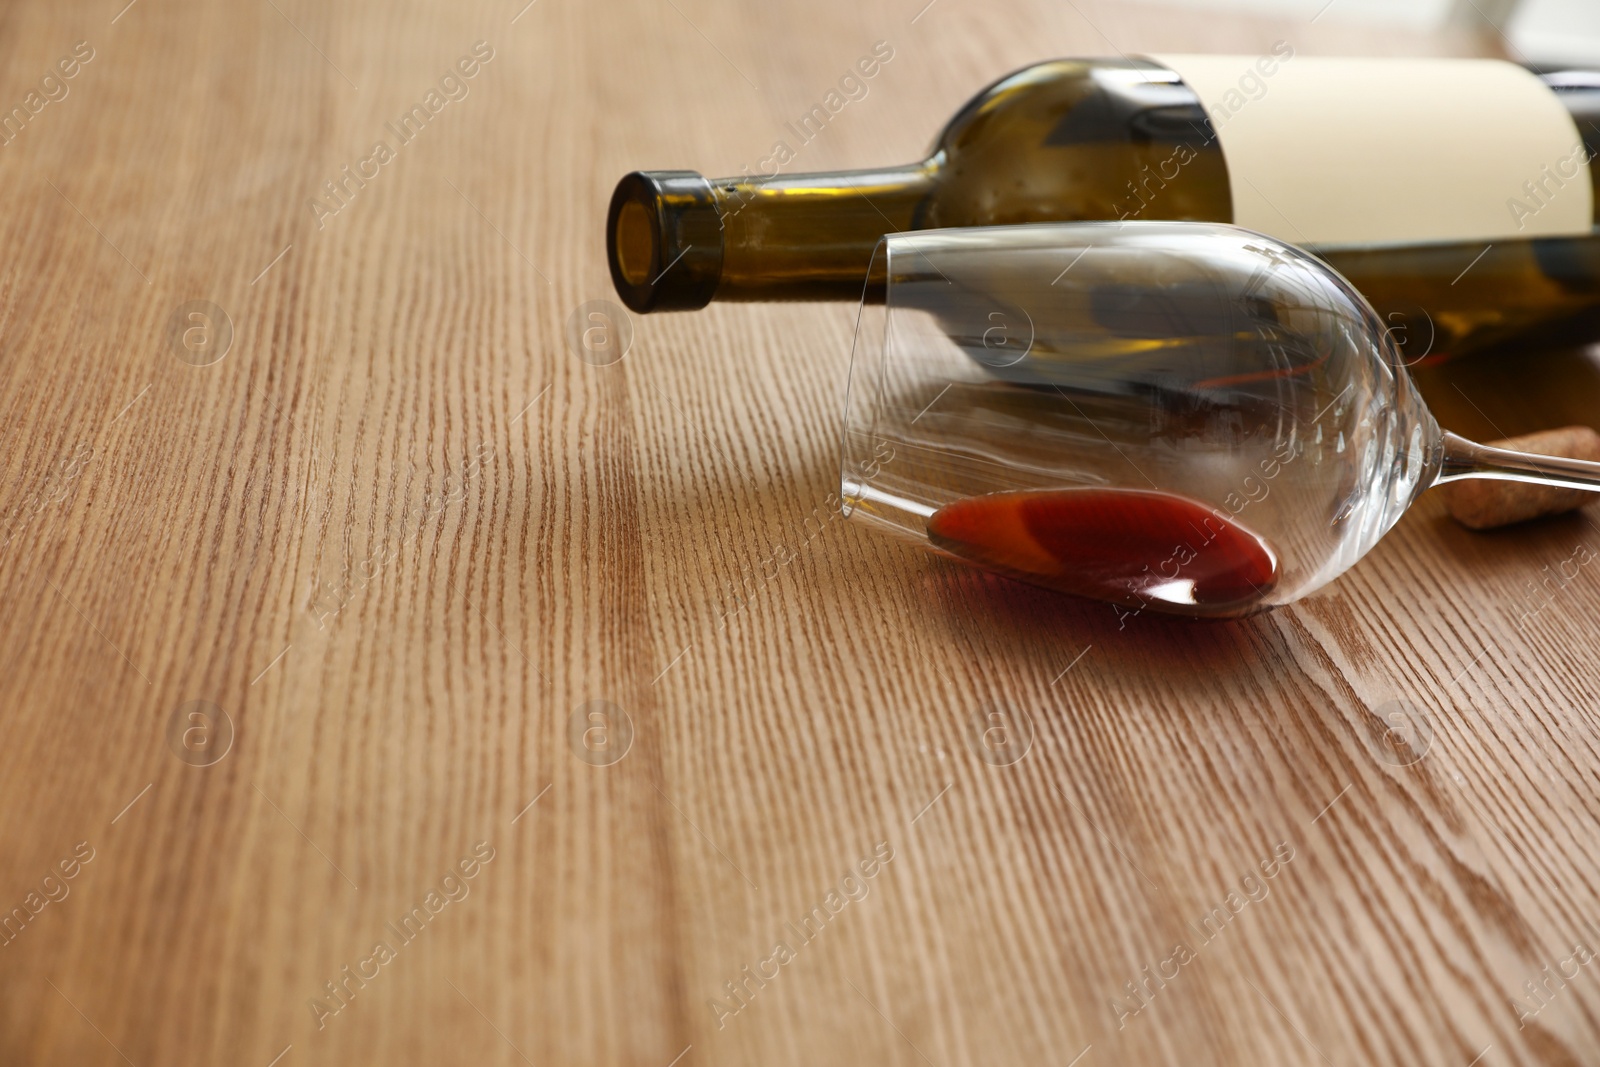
(1152, 51, 1593, 244)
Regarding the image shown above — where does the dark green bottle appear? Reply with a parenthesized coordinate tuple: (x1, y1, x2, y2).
(608, 57, 1600, 360)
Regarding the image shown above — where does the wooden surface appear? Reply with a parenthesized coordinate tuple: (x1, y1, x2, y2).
(2, 1, 1598, 1064)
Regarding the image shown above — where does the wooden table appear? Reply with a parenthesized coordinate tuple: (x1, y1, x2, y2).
(3, 0, 1598, 1064)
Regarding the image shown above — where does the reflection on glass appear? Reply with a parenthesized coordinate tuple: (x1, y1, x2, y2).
(840, 222, 1600, 618)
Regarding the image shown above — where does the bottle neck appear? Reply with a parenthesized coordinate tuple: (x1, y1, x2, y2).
(606, 165, 935, 311)
(710, 164, 937, 302)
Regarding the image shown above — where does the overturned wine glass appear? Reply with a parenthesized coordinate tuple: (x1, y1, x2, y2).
(839, 221, 1600, 619)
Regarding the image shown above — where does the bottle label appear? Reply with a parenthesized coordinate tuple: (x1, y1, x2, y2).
(1153, 53, 1593, 245)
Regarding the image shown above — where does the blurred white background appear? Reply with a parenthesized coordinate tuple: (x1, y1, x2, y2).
(1145, 0, 1600, 63)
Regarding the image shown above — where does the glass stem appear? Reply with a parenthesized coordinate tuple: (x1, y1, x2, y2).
(1434, 430, 1600, 493)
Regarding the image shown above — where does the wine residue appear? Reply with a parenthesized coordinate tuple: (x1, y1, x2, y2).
(926, 488, 1279, 616)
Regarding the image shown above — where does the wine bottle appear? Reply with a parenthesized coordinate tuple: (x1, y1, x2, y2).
(607, 55, 1600, 359)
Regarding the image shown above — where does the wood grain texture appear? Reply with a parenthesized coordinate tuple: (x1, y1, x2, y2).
(0, 0, 1597, 1064)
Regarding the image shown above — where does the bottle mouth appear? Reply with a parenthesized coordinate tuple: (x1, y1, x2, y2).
(606, 171, 725, 312)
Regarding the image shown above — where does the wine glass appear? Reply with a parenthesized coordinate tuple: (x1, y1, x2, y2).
(839, 221, 1600, 619)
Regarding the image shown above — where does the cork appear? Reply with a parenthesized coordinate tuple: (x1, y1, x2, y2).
(1443, 425, 1600, 530)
